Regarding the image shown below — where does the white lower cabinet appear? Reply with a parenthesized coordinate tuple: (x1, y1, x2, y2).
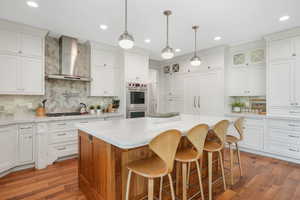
(18, 124, 35, 165)
(0, 125, 18, 173)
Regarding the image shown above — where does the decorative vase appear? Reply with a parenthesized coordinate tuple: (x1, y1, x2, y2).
(96, 109, 102, 115)
(233, 107, 241, 113)
(90, 109, 95, 115)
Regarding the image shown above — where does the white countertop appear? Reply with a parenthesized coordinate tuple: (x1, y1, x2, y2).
(0, 112, 124, 126)
(76, 114, 230, 149)
(225, 112, 266, 119)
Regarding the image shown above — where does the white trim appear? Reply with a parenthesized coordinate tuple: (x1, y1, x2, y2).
(264, 27, 300, 41)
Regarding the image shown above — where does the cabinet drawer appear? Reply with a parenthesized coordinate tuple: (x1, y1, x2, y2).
(268, 120, 300, 131)
(267, 141, 300, 159)
(19, 124, 34, 134)
(50, 130, 77, 144)
(52, 143, 78, 158)
(244, 118, 264, 126)
(49, 121, 74, 131)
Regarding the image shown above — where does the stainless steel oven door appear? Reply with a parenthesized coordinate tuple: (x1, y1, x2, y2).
(127, 110, 146, 118)
(126, 90, 147, 109)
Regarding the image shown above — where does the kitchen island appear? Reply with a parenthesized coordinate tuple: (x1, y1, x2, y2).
(77, 115, 229, 200)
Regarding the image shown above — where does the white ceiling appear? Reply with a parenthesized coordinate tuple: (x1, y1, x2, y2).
(0, 0, 299, 60)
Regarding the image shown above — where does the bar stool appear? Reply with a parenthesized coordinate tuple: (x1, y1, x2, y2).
(226, 117, 244, 186)
(175, 124, 209, 200)
(204, 120, 230, 200)
(125, 129, 182, 200)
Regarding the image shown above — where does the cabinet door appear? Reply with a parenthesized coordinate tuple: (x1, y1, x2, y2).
(247, 67, 266, 96)
(125, 52, 149, 82)
(184, 76, 199, 114)
(228, 68, 248, 96)
(293, 60, 300, 105)
(293, 36, 300, 59)
(0, 126, 17, 173)
(92, 49, 116, 67)
(21, 57, 44, 94)
(0, 30, 20, 55)
(269, 38, 293, 62)
(20, 34, 43, 58)
(269, 61, 292, 107)
(0, 55, 20, 94)
(19, 133, 34, 164)
(90, 66, 114, 96)
(240, 125, 264, 150)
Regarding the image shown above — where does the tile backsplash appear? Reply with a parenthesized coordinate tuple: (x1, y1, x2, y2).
(0, 36, 114, 114)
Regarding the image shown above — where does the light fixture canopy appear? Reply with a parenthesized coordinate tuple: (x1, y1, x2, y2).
(161, 10, 174, 59)
(118, 0, 134, 49)
(190, 25, 201, 66)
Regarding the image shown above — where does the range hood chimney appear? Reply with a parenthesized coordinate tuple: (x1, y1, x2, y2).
(46, 36, 92, 82)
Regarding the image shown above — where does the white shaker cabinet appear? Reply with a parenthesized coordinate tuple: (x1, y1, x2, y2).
(269, 38, 294, 62)
(18, 124, 35, 165)
(124, 52, 149, 83)
(0, 20, 47, 95)
(0, 125, 17, 173)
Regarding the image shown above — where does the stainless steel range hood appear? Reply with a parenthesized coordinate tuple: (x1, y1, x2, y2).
(46, 36, 92, 82)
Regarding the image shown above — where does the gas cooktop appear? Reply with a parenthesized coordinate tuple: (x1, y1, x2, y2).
(46, 112, 83, 117)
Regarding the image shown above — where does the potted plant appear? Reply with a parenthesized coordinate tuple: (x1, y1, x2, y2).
(96, 105, 102, 115)
(231, 102, 245, 113)
(89, 105, 95, 114)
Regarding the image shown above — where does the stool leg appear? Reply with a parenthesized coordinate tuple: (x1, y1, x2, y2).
(168, 174, 176, 200)
(218, 151, 227, 191)
(159, 176, 163, 200)
(187, 162, 191, 188)
(125, 170, 132, 200)
(182, 163, 187, 200)
(236, 143, 243, 177)
(195, 160, 205, 200)
(148, 178, 154, 200)
(208, 152, 212, 200)
(229, 144, 234, 186)
(176, 162, 180, 196)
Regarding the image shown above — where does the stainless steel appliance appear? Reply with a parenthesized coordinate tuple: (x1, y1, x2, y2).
(126, 82, 147, 118)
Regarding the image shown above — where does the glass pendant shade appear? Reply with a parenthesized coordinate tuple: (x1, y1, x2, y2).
(190, 55, 201, 66)
(118, 31, 134, 49)
(161, 46, 174, 59)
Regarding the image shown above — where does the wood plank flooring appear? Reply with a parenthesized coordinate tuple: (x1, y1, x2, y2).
(0, 151, 299, 200)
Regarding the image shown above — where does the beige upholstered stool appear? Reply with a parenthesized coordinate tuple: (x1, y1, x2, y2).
(175, 124, 209, 200)
(125, 129, 182, 200)
(226, 117, 244, 186)
(204, 120, 230, 200)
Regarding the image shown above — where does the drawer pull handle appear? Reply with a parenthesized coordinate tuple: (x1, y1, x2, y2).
(288, 135, 299, 138)
(80, 122, 88, 124)
(20, 127, 32, 130)
(57, 123, 67, 126)
(57, 133, 67, 136)
(57, 147, 67, 151)
(288, 148, 299, 152)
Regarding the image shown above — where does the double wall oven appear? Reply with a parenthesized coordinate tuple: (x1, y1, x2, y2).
(126, 82, 147, 118)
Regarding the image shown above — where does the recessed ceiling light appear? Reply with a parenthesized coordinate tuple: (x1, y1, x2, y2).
(26, 1, 39, 8)
(175, 48, 181, 52)
(279, 15, 290, 22)
(144, 38, 151, 43)
(99, 24, 108, 30)
(214, 36, 222, 41)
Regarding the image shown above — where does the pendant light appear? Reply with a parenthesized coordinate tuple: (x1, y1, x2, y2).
(118, 0, 134, 49)
(161, 10, 174, 59)
(190, 25, 201, 66)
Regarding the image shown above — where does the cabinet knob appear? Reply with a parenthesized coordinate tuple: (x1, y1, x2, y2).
(18, 51, 22, 54)
(292, 53, 296, 57)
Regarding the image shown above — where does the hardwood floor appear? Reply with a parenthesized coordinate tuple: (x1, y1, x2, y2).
(0, 151, 299, 200)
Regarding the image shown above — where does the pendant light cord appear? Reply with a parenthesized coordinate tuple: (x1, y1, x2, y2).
(194, 28, 197, 56)
(166, 14, 169, 47)
(125, 0, 128, 32)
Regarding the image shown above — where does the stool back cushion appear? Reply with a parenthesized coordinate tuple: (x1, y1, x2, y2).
(234, 117, 244, 141)
(187, 124, 209, 158)
(149, 129, 182, 173)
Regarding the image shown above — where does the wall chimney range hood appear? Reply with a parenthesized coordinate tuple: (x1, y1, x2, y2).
(46, 36, 92, 82)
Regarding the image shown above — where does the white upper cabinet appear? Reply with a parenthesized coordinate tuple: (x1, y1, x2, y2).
(269, 38, 293, 62)
(0, 20, 47, 95)
(90, 42, 120, 97)
(124, 52, 149, 83)
(266, 29, 300, 115)
(228, 41, 266, 96)
(0, 30, 19, 55)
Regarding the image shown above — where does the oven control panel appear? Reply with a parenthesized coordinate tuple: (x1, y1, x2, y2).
(127, 82, 147, 90)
